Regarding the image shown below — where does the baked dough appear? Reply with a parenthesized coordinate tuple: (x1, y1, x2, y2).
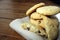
(36, 6, 60, 15)
(30, 12, 42, 19)
(26, 3, 45, 16)
(22, 3, 59, 40)
(30, 15, 59, 40)
(21, 22, 47, 38)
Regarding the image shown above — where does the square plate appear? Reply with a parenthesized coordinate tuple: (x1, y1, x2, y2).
(9, 13, 60, 40)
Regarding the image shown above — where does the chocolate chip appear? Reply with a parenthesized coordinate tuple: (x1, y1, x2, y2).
(47, 16, 52, 18)
(42, 28, 46, 32)
(43, 28, 45, 30)
(41, 35, 48, 38)
(27, 27, 30, 31)
(41, 35, 45, 37)
(33, 19, 38, 20)
(40, 18, 43, 20)
(38, 30, 41, 33)
(39, 20, 41, 23)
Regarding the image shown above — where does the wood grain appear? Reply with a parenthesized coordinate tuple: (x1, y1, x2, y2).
(0, 0, 59, 40)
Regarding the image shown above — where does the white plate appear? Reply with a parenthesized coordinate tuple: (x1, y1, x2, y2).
(9, 13, 60, 40)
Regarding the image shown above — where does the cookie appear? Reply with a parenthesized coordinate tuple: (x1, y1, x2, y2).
(26, 3, 45, 16)
(29, 18, 47, 36)
(39, 16, 59, 28)
(30, 18, 41, 26)
(21, 22, 38, 32)
(21, 22, 47, 37)
(43, 17, 58, 40)
(22, 15, 58, 40)
(36, 6, 60, 15)
(30, 15, 59, 40)
(30, 15, 58, 27)
(30, 15, 48, 27)
(30, 12, 42, 19)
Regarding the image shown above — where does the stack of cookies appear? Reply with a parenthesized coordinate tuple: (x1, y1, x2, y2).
(22, 3, 60, 40)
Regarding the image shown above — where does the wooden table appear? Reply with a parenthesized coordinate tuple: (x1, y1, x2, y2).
(0, 0, 59, 40)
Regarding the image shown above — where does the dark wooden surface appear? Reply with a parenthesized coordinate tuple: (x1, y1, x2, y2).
(0, 0, 59, 40)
